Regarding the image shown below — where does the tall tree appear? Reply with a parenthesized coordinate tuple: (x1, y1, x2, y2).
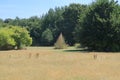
(62, 3, 87, 46)
(41, 28, 53, 46)
(78, 0, 120, 51)
(41, 7, 65, 44)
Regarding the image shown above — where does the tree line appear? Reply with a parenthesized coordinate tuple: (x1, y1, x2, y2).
(0, 3, 86, 46)
(0, 0, 120, 51)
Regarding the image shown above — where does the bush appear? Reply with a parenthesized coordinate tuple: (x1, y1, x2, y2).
(0, 26, 32, 50)
(11, 26, 32, 49)
(74, 43, 81, 48)
(0, 27, 16, 50)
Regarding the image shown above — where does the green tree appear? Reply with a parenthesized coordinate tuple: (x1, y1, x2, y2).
(41, 28, 53, 46)
(74, 5, 88, 43)
(11, 26, 32, 49)
(62, 3, 87, 46)
(40, 7, 65, 45)
(27, 16, 42, 46)
(0, 27, 16, 50)
(78, 0, 120, 52)
(0, 26, 32, 50)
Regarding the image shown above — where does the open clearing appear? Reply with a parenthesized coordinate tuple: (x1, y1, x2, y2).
(0, 47, 120, 80)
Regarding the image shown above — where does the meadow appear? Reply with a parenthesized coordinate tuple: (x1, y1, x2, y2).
(0, 47, 120, 80)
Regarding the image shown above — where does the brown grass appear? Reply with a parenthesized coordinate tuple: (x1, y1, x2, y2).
(0, 47, 120, 80)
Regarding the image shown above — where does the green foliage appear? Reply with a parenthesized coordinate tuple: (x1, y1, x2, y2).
(78, 0, 120, 52)
(4, 16, 41, 46)
(11, 26, 32, 49)
(1, 1, 120, 51)
(73, 5, 88, 43)
(74, 43, 81, 48)
(0, 26, 32, 50)
(41, 28, 53, 46)
(40, 7, 65, 45)
(0, 18, 8, 28)
(62, 4, 87, 46)
(0, 27, 16, 50)
(0, 4, 86, 46)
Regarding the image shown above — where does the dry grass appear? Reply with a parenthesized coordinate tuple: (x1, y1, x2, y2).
(0, 47, 120, 80)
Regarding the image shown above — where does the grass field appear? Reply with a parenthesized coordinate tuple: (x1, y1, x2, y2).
(0, 47, 120, 80)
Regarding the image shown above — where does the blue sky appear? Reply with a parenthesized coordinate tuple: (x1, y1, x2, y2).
(0, 0, 119, 19)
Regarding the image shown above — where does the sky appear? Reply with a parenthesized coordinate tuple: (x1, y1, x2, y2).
(0, 0, 119, 19)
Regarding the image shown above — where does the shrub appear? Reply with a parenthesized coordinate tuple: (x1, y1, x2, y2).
(0, 27, 16, 50)
(74, 43, 81, 48)
(0, 26, 32, 50)
(11, 26, 32, 49)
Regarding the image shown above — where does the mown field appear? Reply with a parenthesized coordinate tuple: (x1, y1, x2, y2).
(0, 47, 120, 80)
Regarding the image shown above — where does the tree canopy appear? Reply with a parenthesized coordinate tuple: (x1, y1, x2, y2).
(77, 0, 120, 51)
(41, 28, 53, 46)
(0, 4, 87, 46)
(0, 1, 120, 52)
(0, 26, 32, 50)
